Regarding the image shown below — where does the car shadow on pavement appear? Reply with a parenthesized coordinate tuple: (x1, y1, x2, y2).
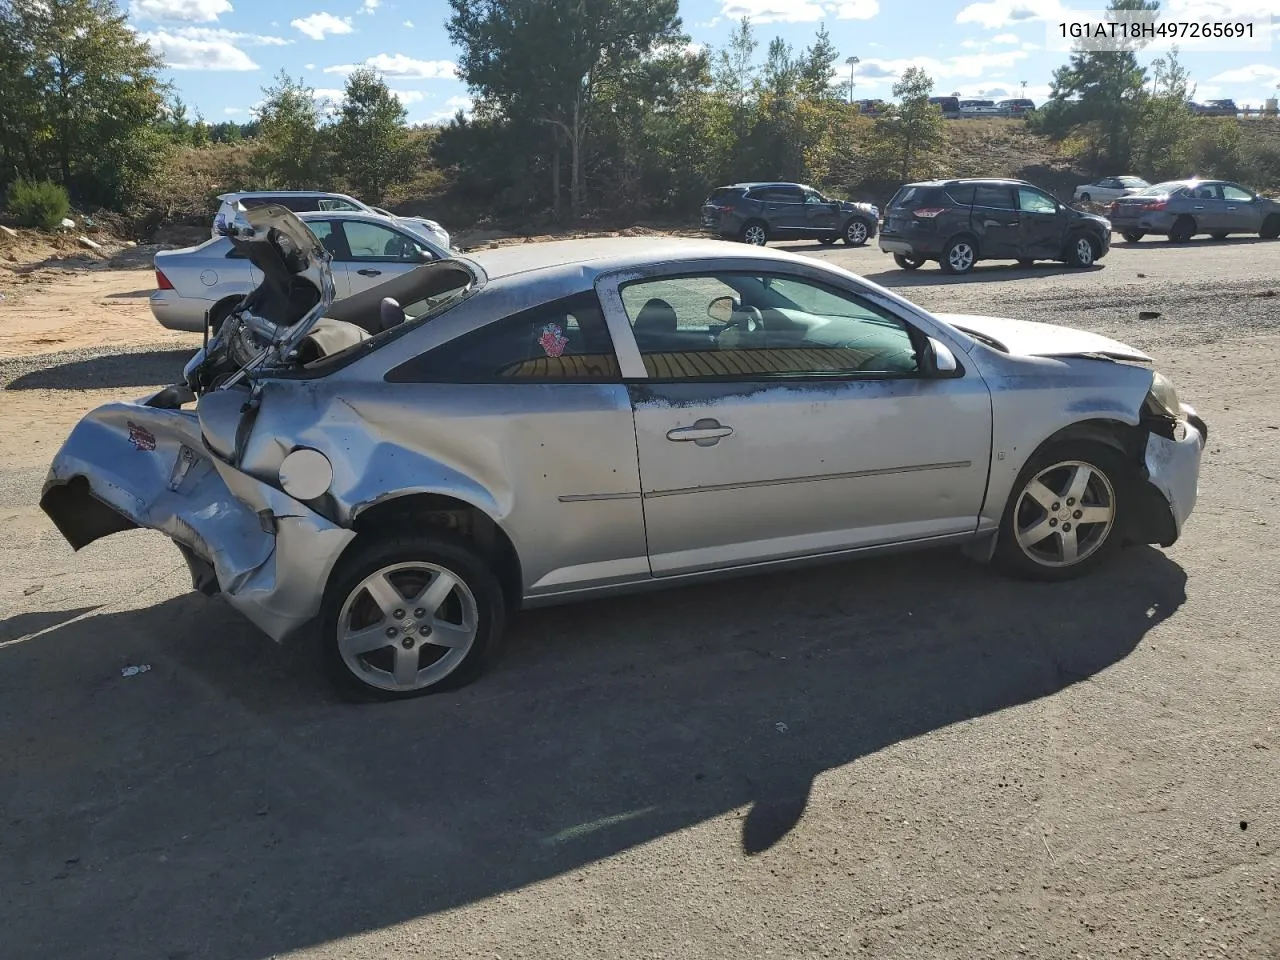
(861, 263, 1102, 288)
(4, 349, 192, 391)
(0, 544, 1186, 960)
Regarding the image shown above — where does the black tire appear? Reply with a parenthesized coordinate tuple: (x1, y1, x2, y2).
(321, 530, 506, 701)
(1065, 233, 1099, 267)
(740, 220, 769, 246)
(994, 441, 1131, 582)
(1211, 232, 1229, 240)
(939, 235, 977, 275)
(819, 235, 838, 246)
(893, 253, 924, 270)
(1017, 258, 1035, 268)
(1121, 230, 1144, 243)
(843, 218, 871, 246)
(1168, 216, 1195, 243)
(1079, 193, 1091, 202)
(1261, 215, 1280, 240)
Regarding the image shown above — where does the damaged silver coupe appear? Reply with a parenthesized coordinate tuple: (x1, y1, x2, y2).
(41, 205, 1208, 699)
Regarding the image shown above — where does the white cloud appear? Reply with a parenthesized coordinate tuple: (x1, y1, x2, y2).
(139, 30, 258, 70)
(854, 50, 1029, 82)
(403, 19, 414, 27)
(159, 26, 290, 46)
(1209, 63, 1280, 84)
(223, 106, 244, 115)
(991, 32, 1019, 43)
(1021, 41, 1039, 50)
(359, 0, 378, 13)
(955, 0, 1064, 29)
(291, 12, 354, 40)
(324, 53, 457, 79)
(390, 89, 426, 104)
(305, 62, 316, 69)
(427, 95, 473, 122)
(129, 0, 232, 23)
(720, 0, 877, 23)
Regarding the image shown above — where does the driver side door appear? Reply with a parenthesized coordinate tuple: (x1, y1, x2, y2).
(599, 265, 993, 576)
(802, 188, 842, 237)
(1017, 186, 1066, 258)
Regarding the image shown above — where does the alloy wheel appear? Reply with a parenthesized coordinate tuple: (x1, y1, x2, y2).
(947, 242, 975, 273)
(336, 561, 479, 693)
(1075, 236, 1095, 265)
(743, 224, 767, 245)
(846, 221, 868, 245)
(1014, 460, 1116, 568)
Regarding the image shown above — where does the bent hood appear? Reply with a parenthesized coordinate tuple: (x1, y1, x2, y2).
(933, 312, 1151, 363)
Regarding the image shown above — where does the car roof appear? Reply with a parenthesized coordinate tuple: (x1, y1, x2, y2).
(463, 236, 809, 283)
(218, 190, 363, 202)
(902, 178, 1029, 188)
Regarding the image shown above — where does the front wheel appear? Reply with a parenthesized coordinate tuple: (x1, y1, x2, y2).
(940, 236, 977, 275)
(819, 235, 838, 246)
(322, 531, 506, 700)
(994, 442, 1128, 582)
(1017, 258, 1035, 268)
(1066, 233, 1098, 267)
(1260, 214, 1280, 240)
(1079, 193, 1092, 202)
(1168, 216, 1195, 243)
(1121, 230, 1144, 243)
(843, 218, 871, 246)
(893, 253, 924, 270)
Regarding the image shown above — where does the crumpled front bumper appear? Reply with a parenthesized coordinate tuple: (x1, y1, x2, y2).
(1142, 403, 1207, 543)
(39, 399, 354, 643)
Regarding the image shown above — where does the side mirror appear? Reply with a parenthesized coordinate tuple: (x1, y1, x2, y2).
(416, 248, 434, 262)
(923, 336, 961, 377)
(708, 295, 739, 324)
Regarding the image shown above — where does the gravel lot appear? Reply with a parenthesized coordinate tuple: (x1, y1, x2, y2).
(1, 237, 1277, 960)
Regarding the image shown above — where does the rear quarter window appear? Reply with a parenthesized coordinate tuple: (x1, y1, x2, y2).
(944, 184, 976, 205)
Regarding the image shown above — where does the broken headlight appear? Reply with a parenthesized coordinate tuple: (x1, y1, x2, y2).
(1143, 371, 1187, 440)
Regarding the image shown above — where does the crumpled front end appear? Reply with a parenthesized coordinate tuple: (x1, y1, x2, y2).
(39, 400, 354, 643)
(1142, 402, 1207, 542)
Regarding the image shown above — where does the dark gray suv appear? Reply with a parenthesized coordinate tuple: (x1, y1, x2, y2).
(701, 182, 880, 247)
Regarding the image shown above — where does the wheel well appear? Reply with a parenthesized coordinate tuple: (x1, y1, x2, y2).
(1029, 418, 1140, 463)
(349, 494, 523, 611)
(946, 232, 979, 254)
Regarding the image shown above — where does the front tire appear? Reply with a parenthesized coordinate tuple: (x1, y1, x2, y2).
(1079, 192, 1092, 202)
(322, 531, 506, 700)
(893, 253, 924, 270)
(994, 441, 1129, 582)
(740, 220, 769, 246)
(1121, 230, 1144, 243)
(843, 218, 871, 246)
(1261, 214, 1280, 240)
(1066, 233, 1098, 267)
(819, 235, 838, 246)
(940, 236, 977, 275)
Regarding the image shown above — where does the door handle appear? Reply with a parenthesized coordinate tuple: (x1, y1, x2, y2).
(357, 268, 382, 276)
(667, 419, 734, 446)
(1193, 205, 1205, 210)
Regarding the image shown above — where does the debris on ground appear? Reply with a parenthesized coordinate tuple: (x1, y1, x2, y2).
(120, 664, 152, 678)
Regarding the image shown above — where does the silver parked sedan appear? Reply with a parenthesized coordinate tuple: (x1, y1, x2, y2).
(43, 205, 1208, 700)
(150, 210, 452, 332)
(1108, 179, 1280, 243)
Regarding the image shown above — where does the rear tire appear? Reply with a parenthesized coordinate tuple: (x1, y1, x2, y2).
(1079, 193, 1092, 202)
(740, 220, 769, 246)
(1121, 230, 1144, 243)
(321, 530, 506, 700)
(893, 253, 924, 270)
(939, 236, 977, 275)
(994, 441, 1130, 583)
(1261, 214, 1280, 240)
(1168, 216, 1195, 243)
(819, 235, 838, 246)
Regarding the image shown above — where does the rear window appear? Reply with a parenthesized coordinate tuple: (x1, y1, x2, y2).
(1138, 181, 1185, 196)
(707, 187, 744, 203)
(888, 186, 941, 208)
(944, 183, 977, 205)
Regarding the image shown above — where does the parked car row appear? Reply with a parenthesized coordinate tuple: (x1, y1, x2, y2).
(50, 201, 1208, 698)
(928, 96, 1036, 119)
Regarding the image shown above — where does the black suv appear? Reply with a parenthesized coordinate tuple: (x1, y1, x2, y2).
(701, 182, 880, 247)
(878, 178, 1112, 275)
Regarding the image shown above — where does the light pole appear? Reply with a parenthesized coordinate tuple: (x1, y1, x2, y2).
(846, 56, 859, 105)
(1021, 80, 1027, 97)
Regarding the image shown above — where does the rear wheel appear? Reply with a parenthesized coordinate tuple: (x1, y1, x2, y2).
(940, 236, 977, 275)
(843, 218, 871, 246)
(994, 442, 1129, 582)
(1121, 230, 1144, 243)
(819, 235, 838, 246)
(1079, 192, 1092, 202)
(740, 220, 769, 246)
(322, 531, 506, 700)
(1168, 216, 1196, 243)
(1261, 214, 1280, 240)
(1066, 233, 1098, 267)
(893, 253, 924, 270)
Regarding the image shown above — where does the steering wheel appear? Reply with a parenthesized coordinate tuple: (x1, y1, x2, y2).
(723, 304, 764, 334)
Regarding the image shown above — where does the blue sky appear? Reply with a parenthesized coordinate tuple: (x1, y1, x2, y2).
(129, 0, 1280, 124)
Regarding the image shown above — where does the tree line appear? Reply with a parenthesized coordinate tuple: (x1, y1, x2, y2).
(1, 0, 1277, 230)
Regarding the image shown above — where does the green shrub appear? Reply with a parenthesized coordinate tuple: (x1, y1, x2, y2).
(4, 178, 72, 230)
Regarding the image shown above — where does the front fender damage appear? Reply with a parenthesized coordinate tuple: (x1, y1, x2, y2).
(39, 401, 354, 643)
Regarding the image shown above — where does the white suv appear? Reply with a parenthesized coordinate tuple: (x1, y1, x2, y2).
(213, 191, 451, 249)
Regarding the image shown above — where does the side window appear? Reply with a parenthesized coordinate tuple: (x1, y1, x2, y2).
(618, 272, 921, 380)
(1222, 184, 1253, 201)
(803, 189, 824, 205)
(1018, 187, 1058, 214)
(1190, 184, 1222, 200)
(338, 221, 423, 261)
(758, 187, 801, 203)
(386, 293, 619, 384)
(945, 184, 976, 205)
(1099, 178, 1118, 189)
(973, 185, 1015, 209)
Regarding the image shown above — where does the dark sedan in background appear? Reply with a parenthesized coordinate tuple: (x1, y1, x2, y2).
(1108, 179, 1280, 243)
(701, 182, 880, 247)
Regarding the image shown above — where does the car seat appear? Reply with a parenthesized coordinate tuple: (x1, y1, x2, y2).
(633, 298, 679, 350)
